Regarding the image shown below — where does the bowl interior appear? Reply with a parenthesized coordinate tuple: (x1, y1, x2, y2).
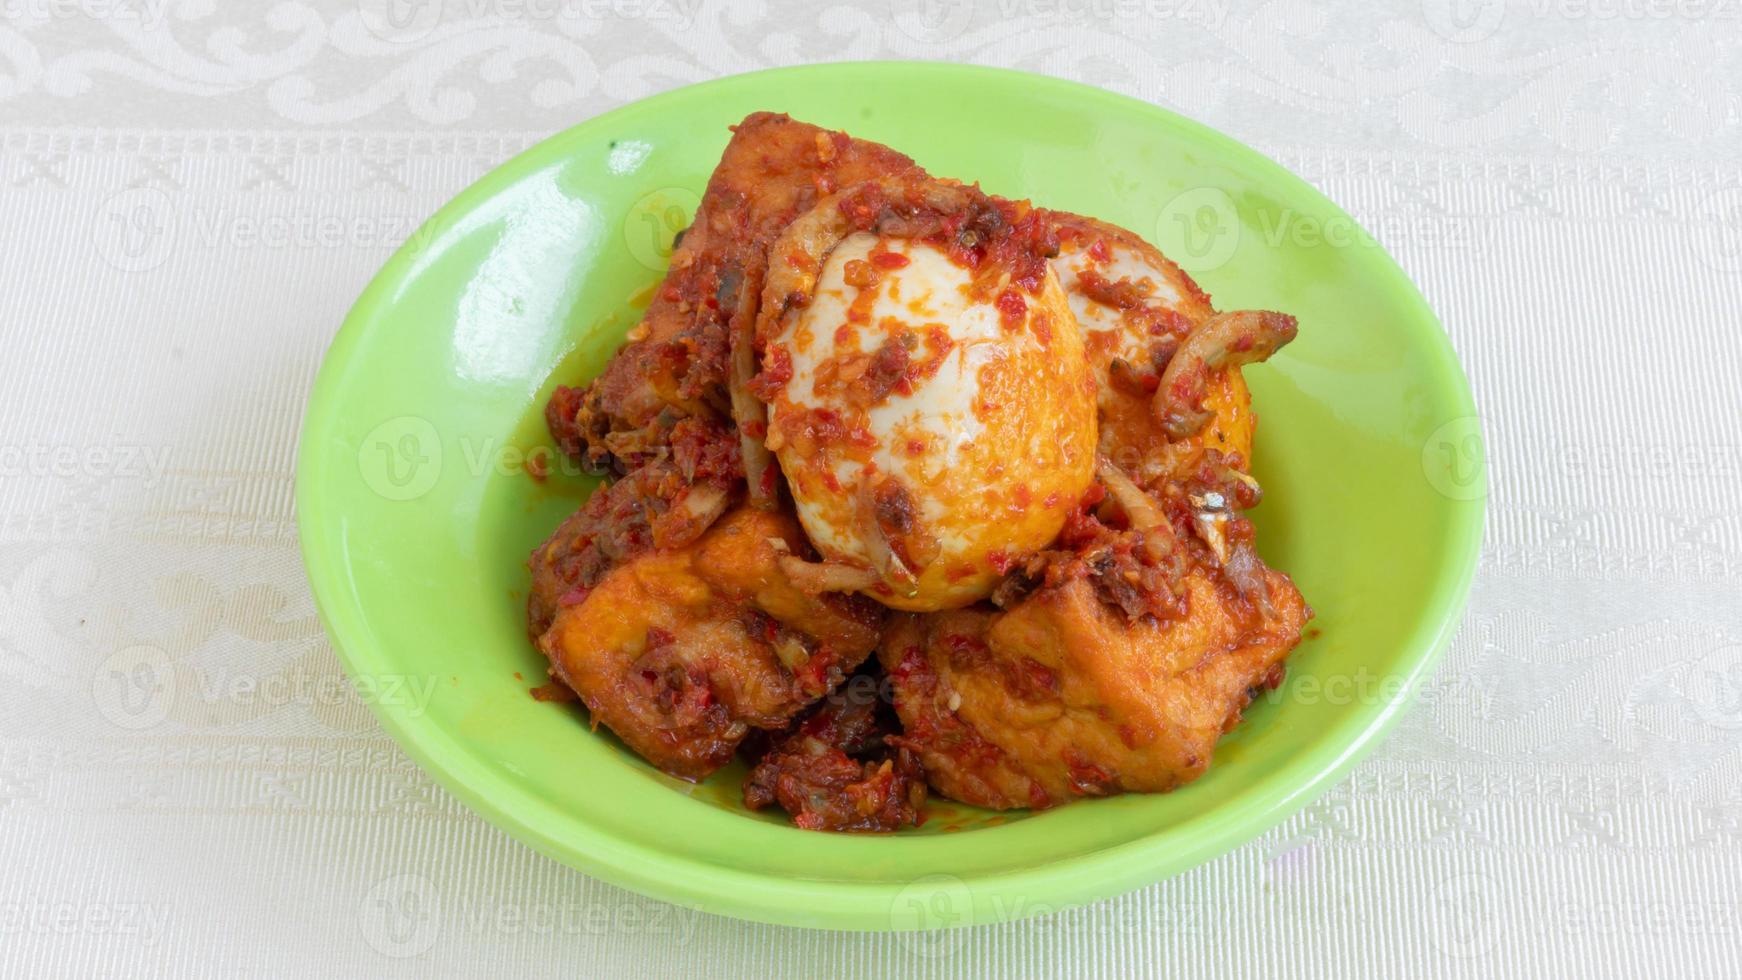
(298, 63, 1482, 929)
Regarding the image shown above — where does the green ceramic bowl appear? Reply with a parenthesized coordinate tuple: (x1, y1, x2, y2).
(297, 62, 1484, 931)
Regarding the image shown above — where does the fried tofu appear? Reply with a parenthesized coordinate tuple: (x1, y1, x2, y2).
(883, 565, 1307, 810)
(570, 113, 923, 467)
(537, 507, 883, 780)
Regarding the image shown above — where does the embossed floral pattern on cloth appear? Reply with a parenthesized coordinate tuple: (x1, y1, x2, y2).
(2, 1, 1741, 976)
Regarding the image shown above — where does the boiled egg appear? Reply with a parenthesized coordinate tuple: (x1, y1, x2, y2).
(761, 231, 1097, 611)
(1047, 214, 1253, 479)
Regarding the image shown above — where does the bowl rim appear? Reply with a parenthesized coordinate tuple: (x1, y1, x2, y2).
(296, 60, 1486, 931)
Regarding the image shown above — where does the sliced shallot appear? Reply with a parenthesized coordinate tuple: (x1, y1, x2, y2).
(775, 554, 883, 596)
(725, 262, 778, 510)
(1096, 457, 1183, 572)
(1155, 310, 1298, 440)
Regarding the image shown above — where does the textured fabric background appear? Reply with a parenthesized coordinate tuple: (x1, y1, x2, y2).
(3, 1, 1740, 976)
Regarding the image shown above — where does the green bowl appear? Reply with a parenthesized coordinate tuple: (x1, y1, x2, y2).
(297, 62, 1484, 931)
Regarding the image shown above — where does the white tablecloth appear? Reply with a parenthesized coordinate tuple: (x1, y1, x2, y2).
(3, 1, 1740, 976)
